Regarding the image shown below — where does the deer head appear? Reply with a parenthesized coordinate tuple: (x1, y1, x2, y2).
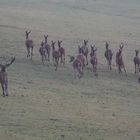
(91, 45, 97, 52)
(67, 55, 75, 63)
(135, 50, 139, 56)
(105, 42, 109, 49)
(51, 41, 56, 50)
(84, 40, 88, 46)
(25, 30, 31, 39)
(44, 35, 49, 43)
(78, 45, 82, 54)
(0, 56, 15, 72)
(58, 40, 62, 48)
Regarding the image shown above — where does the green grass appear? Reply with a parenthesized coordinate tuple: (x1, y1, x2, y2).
(0, 0, 140, 140)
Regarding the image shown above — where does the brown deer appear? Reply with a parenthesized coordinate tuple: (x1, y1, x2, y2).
(51, 41, 60, 71)
(58, 40, 65, 65)
(0, 56, 15, 97)
(25, 30, 34, 60)
(116, 43, 127, 75)
(79, 40, 89, 65)
(68, 55, 84, 79)
(104, 42, 113, 70)
(44, 35, 51, 62)
(39, 41, 47, 65)
(133, 50, 140, 75)
(90, 45, 98, 77)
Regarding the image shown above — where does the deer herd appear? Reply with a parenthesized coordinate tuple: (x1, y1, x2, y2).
(25, 30, 140, 79)
(0, 30, 140, 97)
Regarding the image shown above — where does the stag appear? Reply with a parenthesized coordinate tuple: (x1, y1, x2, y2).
(0, 56, 15, 97)
(90, 45, 98, 77)
(39, 41, 47, 65)
(68, 55, 84, 79)
(25, 30, 34, 60)
(133, 50, 140, 75)
(58, 40, 65, 65)
(116, 43, 127, 75)
(79, 40, 89, 65)
(104, 42, 113, 70)
(51, 41, 60, 71)
(44, 35, 51, 62)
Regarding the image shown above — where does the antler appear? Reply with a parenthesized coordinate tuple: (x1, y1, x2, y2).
(84, 40, 88, 46)
(58, 40, 62, 46)
(0, 56, 15, 67)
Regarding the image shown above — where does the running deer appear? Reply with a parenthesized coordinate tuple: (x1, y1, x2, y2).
(116, 43, 127, 75)
(133, 50, 140, 75)
(44, 35, 51, 62)
(51, 41, 60, 71)
(104, 42, 113, 70)
(79, 40, 89, 65)
(39, 41, 47, 65)
(0, 56, 15, 97)
(68, 55, 84, 79)
(58, 40, 65, 65)
(25, 30, 34, 60)
(90, 45, 98, 77)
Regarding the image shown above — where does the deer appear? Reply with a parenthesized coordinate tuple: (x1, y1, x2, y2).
(79, 40, 89, 65)
(116, 43, 127, 75)
(133, 50, 140, 75)
(25, 30, 34, 60)
(58, 40, 65, 65)
(104, 42, 113, 70)
(68, 55, 84, 79)
(51, 41, 60, 71)
(39, 41, 47, 65)
(44, 35, 51, 62)
(90, 45, 98, 77)
(0, 56, 15, 97)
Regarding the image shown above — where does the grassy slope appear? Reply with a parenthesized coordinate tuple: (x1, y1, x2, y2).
(0, 0, 140, 139)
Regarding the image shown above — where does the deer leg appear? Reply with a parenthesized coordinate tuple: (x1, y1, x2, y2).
(63, 54, 65, 65)
(5, 83, 8, 96)
(60, 55, 63, 64)
(86, 56, 88, 65)
(31, 48, 33, 60)
(1, 83, 5, 97)
(118, 65, 122, 73)
(94, 65, 98, 77)
(134, 64, 136, 74)
(27, 48, 30, 58)
(55, 59, 58, 71)
(123, 65, 127, 76)
(109, 60, 112, 70)
(48, 51, 50, 62)
(42, 56, 44, 65)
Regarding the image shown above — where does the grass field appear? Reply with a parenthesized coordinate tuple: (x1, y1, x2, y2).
(0, 0, 140, 139)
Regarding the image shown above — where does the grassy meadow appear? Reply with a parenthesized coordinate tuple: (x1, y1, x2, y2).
(0, 0, 140, 139)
